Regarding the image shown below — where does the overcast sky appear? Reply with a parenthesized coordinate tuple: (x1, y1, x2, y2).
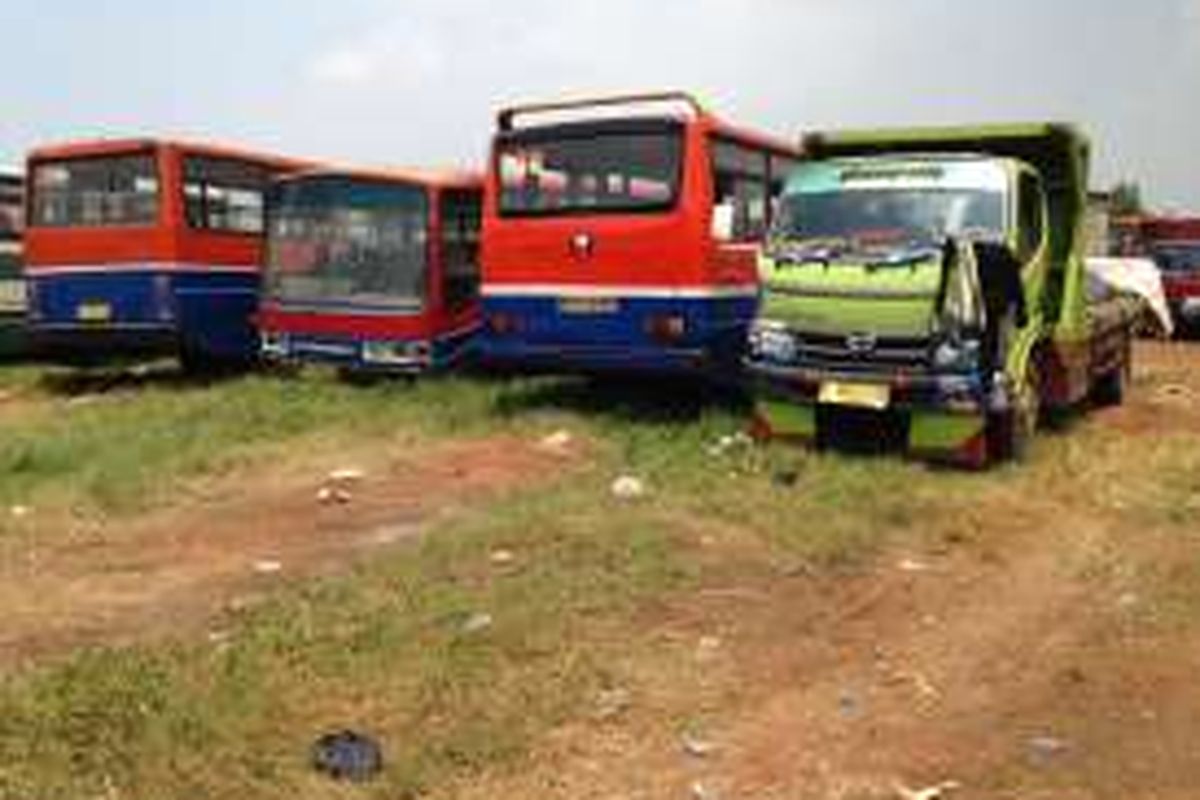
(3, 0, 1198, 209)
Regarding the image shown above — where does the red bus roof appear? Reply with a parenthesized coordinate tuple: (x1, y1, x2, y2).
(27, 137, 312, 171)
(277, 164, 483, 191)
(495, 90, 799, 156)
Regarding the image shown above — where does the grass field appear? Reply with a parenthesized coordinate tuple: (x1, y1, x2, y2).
(1, 348, 1199, 799)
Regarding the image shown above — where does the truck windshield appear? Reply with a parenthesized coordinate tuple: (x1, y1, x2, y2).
(267, 177, 428, 309)
(776, 189, 1006, 247)
(30, 154, 160, 228)
(1153, 243, 1200, 273)
(496, 125, 682, 216)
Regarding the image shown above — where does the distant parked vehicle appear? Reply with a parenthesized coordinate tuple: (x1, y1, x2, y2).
(258, 167, 483, 375)
(24, 139, 308, 370)
(1141, 218, 1200, 334)
(0, 168, 24, 357)
(479, 91, 800, 378)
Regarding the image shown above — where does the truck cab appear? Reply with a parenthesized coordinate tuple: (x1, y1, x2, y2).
(748, 124, 1135, 466)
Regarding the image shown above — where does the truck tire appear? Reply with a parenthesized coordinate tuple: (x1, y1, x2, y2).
(1091, 366, 1125, 407)
(987, 360, 1041, 464)
(1092, 340, 1130, 408)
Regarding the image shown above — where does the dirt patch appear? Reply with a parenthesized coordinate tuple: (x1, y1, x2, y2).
(0, 433, 584, 668)
(1099, 340, 1200, 437)
(448, 342, 1200, 800)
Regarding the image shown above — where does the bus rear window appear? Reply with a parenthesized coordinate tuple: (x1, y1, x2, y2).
(31, 154, 159, 228)
(497, 127, 682, 217)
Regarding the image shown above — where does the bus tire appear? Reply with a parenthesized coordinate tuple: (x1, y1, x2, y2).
(180, 346, 251, 376)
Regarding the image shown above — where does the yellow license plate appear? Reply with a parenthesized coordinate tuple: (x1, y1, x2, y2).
(559, 297, 620, 315)
(818, 381, 891, 410)
(76, 302, 113, 323)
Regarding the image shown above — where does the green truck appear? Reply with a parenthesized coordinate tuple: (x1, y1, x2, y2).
(747, 124, 1136, 467)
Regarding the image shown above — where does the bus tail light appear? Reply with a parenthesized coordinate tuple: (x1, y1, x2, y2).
(488, 312, 522, 335)
(645, 314, 687, 343)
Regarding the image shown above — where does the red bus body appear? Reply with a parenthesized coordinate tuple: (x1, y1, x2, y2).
(257, 168, 483, 374)
(480, 92, 801, 377)
(24, 139, 309, 365)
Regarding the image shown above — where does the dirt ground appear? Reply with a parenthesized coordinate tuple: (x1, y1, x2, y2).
(0, 433, 582, 667)
(3, 343, 1200, 799)
(448, 342, 1200, 800)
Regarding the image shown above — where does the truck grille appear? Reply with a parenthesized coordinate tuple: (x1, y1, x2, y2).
(778, 331, 932, 373)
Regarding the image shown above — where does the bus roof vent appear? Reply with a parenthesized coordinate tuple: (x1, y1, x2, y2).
(497, 91, 707, 132)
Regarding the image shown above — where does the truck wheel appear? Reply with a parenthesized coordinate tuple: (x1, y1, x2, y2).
(1091, 366, 1125, 407)
(987, 362, 1041, 463)
(1092, 340, 1130, 408)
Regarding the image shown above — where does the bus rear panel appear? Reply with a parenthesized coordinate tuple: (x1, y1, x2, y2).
(480, 94, 797, 378)
(257, 171, 483, 374)
(24, 141, 301, 367)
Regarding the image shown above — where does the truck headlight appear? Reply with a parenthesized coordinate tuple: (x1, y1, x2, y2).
(931, 337, 981, 373)
(749, 321, 795, 363)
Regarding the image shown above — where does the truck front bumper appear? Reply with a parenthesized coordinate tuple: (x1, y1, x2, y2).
(748, 360, 991, 466)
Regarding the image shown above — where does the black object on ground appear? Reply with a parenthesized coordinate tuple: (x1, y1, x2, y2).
(311, 730, 384, 782)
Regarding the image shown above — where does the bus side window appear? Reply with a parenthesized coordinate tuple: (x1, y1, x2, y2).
(440, 190, 482, 312)
(711, 140, 769, 243)
(183, 157, 272, 234)
(768, 155, 799, 225)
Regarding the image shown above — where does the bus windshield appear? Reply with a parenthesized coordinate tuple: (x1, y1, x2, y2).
(267, 177, 429, 309)
(497, 123, 683, 216)
(31, 154, 160, 228)
(776, 189, 1006, 248)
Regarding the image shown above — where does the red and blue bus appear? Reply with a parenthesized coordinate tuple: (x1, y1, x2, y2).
(24, 139, 307, 369)
(257, 167, 483, 374)
(479, 92, 800, 377)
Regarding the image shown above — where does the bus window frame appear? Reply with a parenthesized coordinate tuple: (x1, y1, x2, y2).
(439, 187, 483, 314)
(709, 135, 786, 244)
(181, 153, 276, 238)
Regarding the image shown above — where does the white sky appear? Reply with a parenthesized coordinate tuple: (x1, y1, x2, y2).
(3, 0, 1198, 209)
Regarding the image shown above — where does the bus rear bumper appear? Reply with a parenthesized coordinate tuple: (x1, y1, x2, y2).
(260, 327, 478, 375)
(29, 324, 180, 363)
(476, 340, 718, 376)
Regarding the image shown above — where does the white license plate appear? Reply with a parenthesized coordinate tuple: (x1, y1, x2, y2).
(559, 297, 619, 315)
(819, 381, 892, 410)
(76, 302, 113, 323)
